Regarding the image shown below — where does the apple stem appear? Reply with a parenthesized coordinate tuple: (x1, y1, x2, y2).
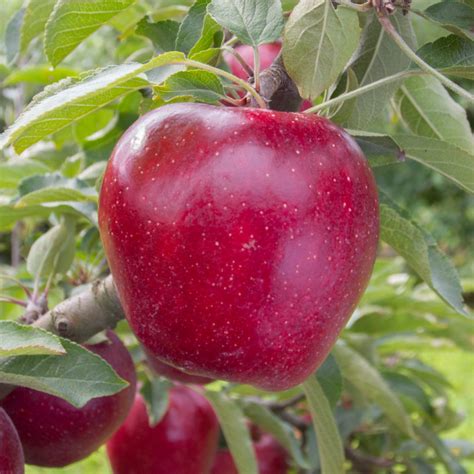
(376, 9, 474, 104)
(180, 59, 268, 109)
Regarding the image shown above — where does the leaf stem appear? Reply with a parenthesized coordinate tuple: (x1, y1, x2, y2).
(377, 14, 474, 104)
(253, 46, 261, 92)
(222, 46, 254, 78)
(304, 70, 422, 114)
(180, 59, 267, 109)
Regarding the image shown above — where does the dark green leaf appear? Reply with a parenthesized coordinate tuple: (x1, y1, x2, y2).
(0, 338, 128, 408)
(136, 18, 180, 52)
(0, 321, 65, 357)
(316, 354, 342, 409)
(283, 0, 360, 100)
(349, 131, 403, 167)
(423, 2, 474, 40)
(140, 377, 171, 427)
(208, 0, 284, 47)
(176, 0, 210, 53)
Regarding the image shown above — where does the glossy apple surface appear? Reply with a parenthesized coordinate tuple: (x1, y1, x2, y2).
(145, 348, 213, 385)
(0, 407, 24, 474)
(224, 43, 312, 110)
(99, 103, 379, 391)
(106, 386, 219, 474)
(212, 432, 288, 474)
(0, 331, 136, 467)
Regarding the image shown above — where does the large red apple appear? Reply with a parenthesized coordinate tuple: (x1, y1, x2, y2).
(0, 331, 136, 467)
(0, 407, 24, 474)
(99, 103, 379, 391)
(106, 386, 219, 474)
(145, 348, 213, 384)
(211, 429, 288, 474)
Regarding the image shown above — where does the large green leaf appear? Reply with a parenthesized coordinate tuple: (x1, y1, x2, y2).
(302, 375, 345, 474)
(0, 52, 184, 154)
(423, 1, 474, 41)
(416, 35, 474, 80)
(380, 192, 467, 315)
(0, 321, 65, 357)
(44, 0, 135, 66)
(346, 12, 415, 129)
(205, 390, 258, 474)
(0, 338, 128, 408)
(392, 134, 474, 194)
(20, 0, 56, 53)
(208, 0, 284, 47)
(333, 342, 414, 436)
(396, 76, 473, 152)
(176, 0, 211, 53)
(283, 0, 360, 101)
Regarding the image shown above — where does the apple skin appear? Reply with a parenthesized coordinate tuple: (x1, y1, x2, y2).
(0, 408, 24, 474)
(224, 43, 312, 110)
(211, 432, 288, 474)
(99, 103, 379, 391)
(106, 386, 219, 474)
(0, 331, 136, 467)
(145, 348, 213, 385)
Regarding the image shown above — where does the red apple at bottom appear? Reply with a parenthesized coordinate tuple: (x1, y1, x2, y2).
(99, 103, 379, 391)
(0, 407, 24, 474)
(224, 43, 312, 110)
(106, 386, 219, 474)
(144, 348, 213, 384)
(212, 431, 288, 474)
(0, 331, 136, 467)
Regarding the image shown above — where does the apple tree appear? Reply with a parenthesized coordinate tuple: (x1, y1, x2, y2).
(0, 0, 473, 472)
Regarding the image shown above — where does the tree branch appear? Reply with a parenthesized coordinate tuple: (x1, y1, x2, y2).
(33, 275, 124, 343)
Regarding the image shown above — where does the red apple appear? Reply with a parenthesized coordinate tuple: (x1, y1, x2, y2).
(99, 103, 379, 391)
(106, 386, 219, 474)
(224, 43, 312, 110)
(0, 331, 136, 467)
(212, 431, 288, 474)
(145, 348, 213, 384)
(0, 407, 24, 474)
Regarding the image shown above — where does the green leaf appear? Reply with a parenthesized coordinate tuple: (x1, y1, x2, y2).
(0, 321, 65, 357)
(416, 426, 467, 474)
(242, 401, 310, 469)
(140, 377, 171, 427)
(176, 0, 211, 54)
(333, 342, 414, 436)
(346, 12, 416, 129)
(0, 337, 128, 408)
(380, 192, 467, 315)
(157, 70, 224, 103)
(0, 51, 184, 154)
(136, 18, 180, 52)
(208, 0, 284, 47)
(423, 1, 474, 41)
(3, 65, 78, 86)
(26, 216, 76, 280)
(302, 375, 345, 474)
(16, 187, 96, 207)
(416, 35, 474, 80)
(44, 0, 135, 66)
(391, 134, 474, 193)
(0, 159, 50, 189)
(283, 0, 360, 101)
(205, 390, 258, 474)
(316, 354, 342, 409)
(327, 68, 358, 124)
(349, 131, 403, 167)
(20, 0, 56, 53)
(5, 8, 25, 65)
(395, 76, 474, 152)
(189, 14, 222, 58)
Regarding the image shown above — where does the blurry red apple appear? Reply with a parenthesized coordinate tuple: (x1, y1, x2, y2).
(0, 331, 136, 467)
(224, 43, 312, 110)
(0, 407, 24, 474)
(99, 103, 379, 391)
(106, 385, 219, 474)
(145, 348, 213, 384)
(212, 430, 288, 474)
